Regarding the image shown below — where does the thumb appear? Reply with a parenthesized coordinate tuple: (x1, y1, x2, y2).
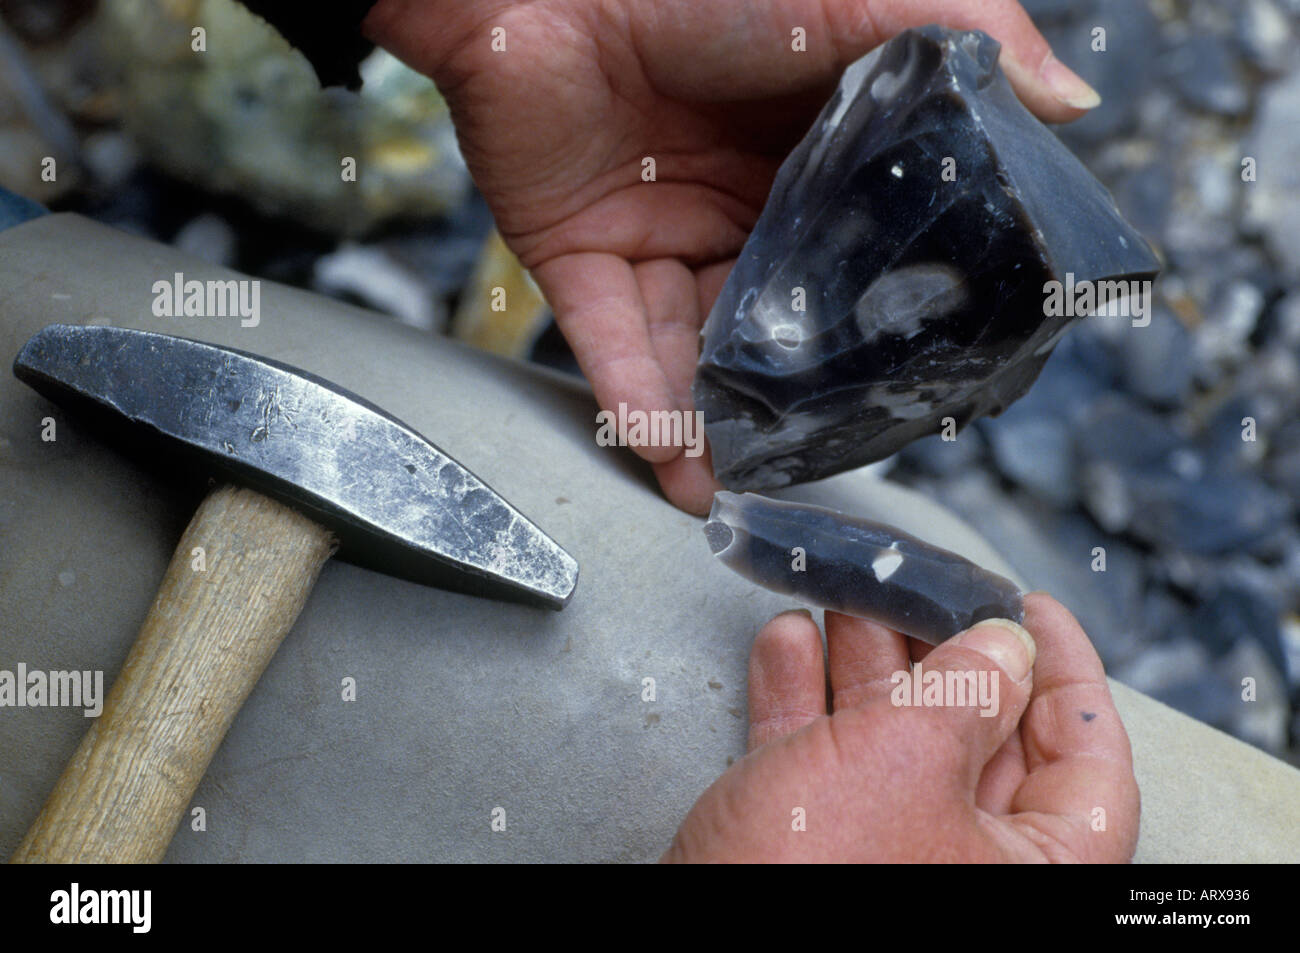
(825, 0, 1101, 122)
(907, 618, 1037, 780)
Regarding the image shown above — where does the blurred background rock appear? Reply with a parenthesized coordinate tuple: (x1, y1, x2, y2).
(0, 0, 550, 344)
(1, 0, 1296, 762)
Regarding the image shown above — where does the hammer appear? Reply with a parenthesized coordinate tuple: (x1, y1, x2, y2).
(10, 323, 579, 863)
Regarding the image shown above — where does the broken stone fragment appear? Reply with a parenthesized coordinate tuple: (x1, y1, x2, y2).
(694, 25, 1161, 491)
(704, 491, 1024, 645)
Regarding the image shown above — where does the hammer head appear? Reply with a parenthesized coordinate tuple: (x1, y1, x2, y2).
(14, 324, 579, 609)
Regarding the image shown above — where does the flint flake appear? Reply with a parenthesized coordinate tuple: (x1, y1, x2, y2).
(705, 491, 1024, 645)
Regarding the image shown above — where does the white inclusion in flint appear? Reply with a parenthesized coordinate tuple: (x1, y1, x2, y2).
(871, 551, 904, 581)
(703, 491, 1024, 645)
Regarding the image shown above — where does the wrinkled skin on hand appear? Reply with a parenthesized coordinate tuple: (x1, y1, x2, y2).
(662, 594, 1140, 862)
(364, 0, 1100, 513)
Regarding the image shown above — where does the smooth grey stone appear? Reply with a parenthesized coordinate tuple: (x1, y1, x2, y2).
(1141, 586, 1194, 643)
(948, 334, 1114, 505)
(1150, 639, 1289, 755)
(1187, 577, 1287, 673)
(1218, 639, 1290, 754)
(1274, 536, 1300, 614)
(1066, 319, 1128, 386)
(1153, 674, 1259, 746)
(977, 315, 1128, 504)
(896, 428, 986, 478)
(1075, 397, 1293, 554)
(1116, 306, 1195, 407)
(1283, 615, 1300, 692)
(1264, 292, 1300, 349)
(1044, 0, 1162, 148)
(1243, 70, 1300, 277)
(1067, 301, 1195, 410)
(1014, 333, 1115, 421)
(1156, 551, 1297, 620)
(1113, 637, 1212, 700)
(980, 411, 1077, 507)
(1074, 395, 1183, 472)
(172, 212, 238, 268)
(920, 472, 1147, 667)
(1193, 280, 1265, 379)
(1236, 0, 1296, 72)
(1087, 460, 1290, 556)
(1165, 35, 1251, 116)
(1113, 163, 1175, 243)
(1195, 393, 1272, 472)
(694, 25, 1159, 491)
(1157, 674, 1244, 731)
(1266, 420, 1300, 498)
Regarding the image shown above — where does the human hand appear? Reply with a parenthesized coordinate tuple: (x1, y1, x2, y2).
(364, 0, 1101, 513)
(662, 593, 1139, 862)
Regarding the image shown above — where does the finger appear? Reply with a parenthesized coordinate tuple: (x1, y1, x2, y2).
(903, 618, 1037, 782)
(821, 0, 1100, 122)
(694, 260, 735, 319)
(636, 258, 725, 514)
(748, 610, 827, 751)
(533, 252, 680, 464)
(652, 443, 723, 515)
(1008, 594, 1139, 862)
(635, 258, 703, 410)
(975, 730, 1027, 816)
(626, 0, 1093, 124)
(825, 611, 909, 711)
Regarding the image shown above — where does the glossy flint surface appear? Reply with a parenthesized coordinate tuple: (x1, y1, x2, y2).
(704, 491, 1024, 644)
(13, 324, 579, 608)
(695, 26, 1162, 490)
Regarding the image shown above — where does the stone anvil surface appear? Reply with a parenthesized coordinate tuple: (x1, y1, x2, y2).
(1, 215, 1297, 862)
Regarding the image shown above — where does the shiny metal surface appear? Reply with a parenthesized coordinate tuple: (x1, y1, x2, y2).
(14, 324, 578, 609)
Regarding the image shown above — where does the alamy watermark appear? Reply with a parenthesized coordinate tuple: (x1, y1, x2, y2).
(151, 271, 260, 327)
(890, 662, 999, 717)
(50, 883, 150, 933)
(0, 663, 103, 717)
(595, 402, 705, 457)
(1043, 273, 1153, 327)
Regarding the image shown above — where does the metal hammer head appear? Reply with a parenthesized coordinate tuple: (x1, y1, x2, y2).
(14, 324, 579, 609)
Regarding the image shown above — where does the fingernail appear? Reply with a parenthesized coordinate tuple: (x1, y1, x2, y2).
(956, 618, 1036, 682)
(789, 608, 813, 619)
(1040, 53, 1101, 110)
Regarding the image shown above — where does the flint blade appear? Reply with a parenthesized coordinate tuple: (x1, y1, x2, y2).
(705, 491, 1023, 643)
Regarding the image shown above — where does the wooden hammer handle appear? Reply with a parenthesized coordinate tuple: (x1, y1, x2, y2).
(12, 485, 336, 864)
